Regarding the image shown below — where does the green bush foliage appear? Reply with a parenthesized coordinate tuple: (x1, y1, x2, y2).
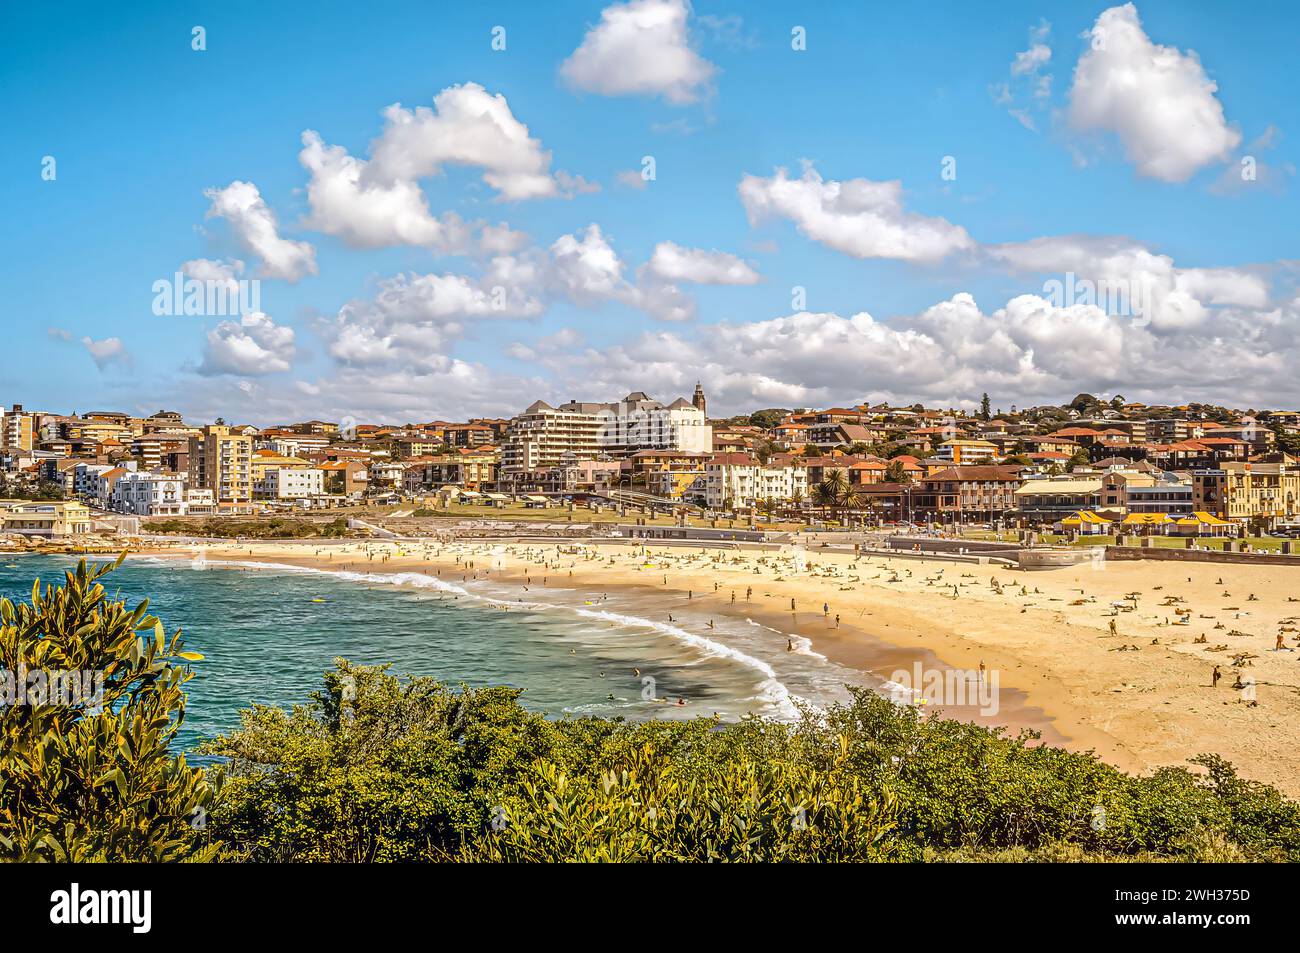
(205, 660, 1300, 863)
(0, 557, 220, 861)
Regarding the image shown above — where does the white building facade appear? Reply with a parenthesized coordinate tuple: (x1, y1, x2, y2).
(255, 467, 324, 500)
(502, 391, 712, 472)
(111, 472, 188, 516)
(704, 455, 808, 510)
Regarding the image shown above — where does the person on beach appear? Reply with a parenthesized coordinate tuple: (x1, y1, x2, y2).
(787, 638, 794, 652)
(1212, 665, 1222, 688)
(746, 587, 752, 602)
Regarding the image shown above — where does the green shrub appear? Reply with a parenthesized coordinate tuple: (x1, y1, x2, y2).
(0, 556, 220, 861)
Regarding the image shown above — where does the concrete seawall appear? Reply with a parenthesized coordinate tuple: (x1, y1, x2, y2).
(1104, 546, 1300, 567)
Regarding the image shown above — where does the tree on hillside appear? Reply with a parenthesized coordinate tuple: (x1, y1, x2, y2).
(980, 393, 991, 421)
(884, 460, 912, 485)
(748, 409, 789, 429)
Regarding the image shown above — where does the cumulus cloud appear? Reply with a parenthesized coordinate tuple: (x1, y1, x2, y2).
(739, 163, 976, 263)
(81, 336, 130, 371)
(180, 258, 245, 284)
(547, 224, 634, 304)
(203, 181, 317, 282)
(986, 234, 1270, 331)
(296, 83, 590, 252)
(561, 0, 716, 105)
(361, 82, 589, 201)
(527, 281, 1299, 415)
(299, 131, 475, 250)
(198, 311, 296, 376)
(1068, 3, 1240, 182)
(645, 242, 760, 284)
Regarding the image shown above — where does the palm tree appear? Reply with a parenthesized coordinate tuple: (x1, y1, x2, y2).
(812, 482, 837, 522)
(817, 468, 851, 523)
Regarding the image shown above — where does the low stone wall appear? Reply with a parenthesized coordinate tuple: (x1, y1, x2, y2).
(1104, 545, 1300, 567)
(1017, 548, 1099, 570)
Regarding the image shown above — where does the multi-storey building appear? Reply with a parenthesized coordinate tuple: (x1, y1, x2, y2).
(918, 465, 1027, 522)
(935, 439, 999, 465)
(704, 453, 807, 510)
(502, 390, 713, 472)
(1194, 462, 1300, 527)
(255, 467, 324, 500)
(111, 472, 188, 516)
(1, 404, 35, 454)
(188, 425, 253, 507)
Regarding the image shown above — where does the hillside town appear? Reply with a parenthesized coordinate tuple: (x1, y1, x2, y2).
(3, 388, 1300, 542)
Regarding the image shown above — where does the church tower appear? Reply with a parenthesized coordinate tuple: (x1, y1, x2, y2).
(692, 382, 707, 416)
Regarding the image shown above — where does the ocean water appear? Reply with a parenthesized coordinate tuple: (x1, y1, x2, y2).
(0, 552, 872, 752)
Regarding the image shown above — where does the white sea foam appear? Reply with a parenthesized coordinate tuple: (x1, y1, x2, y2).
(743, 617, 827, 660)
(200, 557, 807, 720)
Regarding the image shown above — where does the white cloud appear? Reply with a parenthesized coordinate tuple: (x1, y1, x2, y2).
(993, 20, 1053, 130)
(589, 292, 1286, 412)
(561, 0, 716, 105)
(203, 181, 317, 282)
(986, 234, 1270, 331)
(616, 169, 650, 190)
(81, 336, 130, 371)
(1068, 3, 1240, 182)
(299, 131, 474, 250)
(645, 242, 760, 284)
(478, 222, 530, 255)
(361, 82, 585, 201)
(180, 258, 245, 283)
(739, 163, 976, 263)
(199, 312, 296, 376)
(548, 224, 633, 304)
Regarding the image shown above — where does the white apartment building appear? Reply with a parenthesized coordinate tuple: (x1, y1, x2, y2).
(704, 454, 808, 510)
(255, 467, 324, 500)
(74, 462, 119, 497)
(502, 390, 712, 471)
(111, 472, 188, 516)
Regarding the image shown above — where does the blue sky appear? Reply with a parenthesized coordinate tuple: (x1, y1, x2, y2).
(3, 0, 1297, 424)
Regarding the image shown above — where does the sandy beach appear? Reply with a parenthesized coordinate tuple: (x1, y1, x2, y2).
(143, 536, 1300, 796)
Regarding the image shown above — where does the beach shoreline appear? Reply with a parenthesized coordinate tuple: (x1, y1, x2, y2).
(108, 533, 1299, 795)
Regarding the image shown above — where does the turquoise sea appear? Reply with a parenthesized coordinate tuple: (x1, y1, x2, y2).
(0, 553, 873, 753)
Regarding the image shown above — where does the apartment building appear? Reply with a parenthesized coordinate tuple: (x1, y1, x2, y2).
(255, 467, 324, 500)
(704, 453, 807, 510)
(1, 405, 35, 454)
(111, 472, 188, 516)
(1194, 462, 1300, 527)
(320, 460, 369, 497)
(935, 439, 998, 465)
(917, 465, 1027, 521)
(401, 448, 499, 492)
(188, 425, 253, 506)
(502, 391, 712, 471)
(250, 448, 313, 483)
(502, 401, 602, 471)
